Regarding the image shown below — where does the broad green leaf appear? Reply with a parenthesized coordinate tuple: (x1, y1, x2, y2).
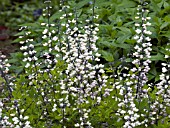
(12, 38, 23, 43)
(19, 23, 39, 27)
(160, 22, 169, 30)
(151, 0, 161, 12)
(164, 15, 170, 22)
(117, 35, 130, 44)
(111, 41, 131, 49)
(160, 31, 170, 38)
(49, 11, 64, 22)
(101, 50, 114, 62)
(150, 53, 165, 61)
(125, 58, 132, 62)
(99, 41, 112, 48)
(76, 0, 90, 9)
(14, 31, 25, 36)
(8, 59, 18, 63)
(147, 73, 155, 81)
(118, 0, 136, 8)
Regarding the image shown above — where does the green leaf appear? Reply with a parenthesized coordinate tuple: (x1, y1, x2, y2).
(101, 50, 114, 62)
(164, 15, 170, 22)
(76, 0, 90, 9)
(14, 31, 25, 36)
(19, 23, 39, 27)
(118, 0, 136, 8)
(147, 73, 155, 81)
(150, 53, 165, 61)
(99, 41, 112, 48)
(12, 38, 22, 43)
(160, 22, 169, 30)
(95, 0, 109, 7)
(151, 0, 161, 12)
(149, 64, 157, 75)
(117, 35, 129, 44)
(49, 11, 64, 22)
(125, 58, 132, 62)
(160, 31, 170, 38)
(77, 9, 82, 17)
(111, 41, 131, 49)
(163, 1, 169, 8)
(8, 59, 18, 63)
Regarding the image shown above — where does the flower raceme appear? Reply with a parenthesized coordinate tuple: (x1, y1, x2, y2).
(116, 2, 154, 128)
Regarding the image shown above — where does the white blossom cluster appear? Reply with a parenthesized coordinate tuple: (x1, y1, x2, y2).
(132, 4, 152, 92)
(0, 52, 10, 74)
(0, 0, 107, 127)
(0, 52, 12, 127)
(149, 42, 170, 124)
(0, 1, 57, 127)
(55, 1, 108, 127)
(115, 66, 142, 128)
(115, 3, 153, 128)
(0, 101, 32, 128)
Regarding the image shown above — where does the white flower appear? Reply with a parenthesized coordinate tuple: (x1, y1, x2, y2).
(42, 29, 48, 34)
(84, 113, 88, 118)
(41, 92, 44, 96)
(21, 109, 24, 113)
(75, 123, 79, 127)
(128, 110, 134, 115)
(25, 121, 30, 125)
(145, 37, 151, 41)
(146, 17, 151, 20)
(10, 114, 15, 116)
(52, 30, 55, 33)
(135, 16, 139, 19)
(12, 117, 19, 124)
(33, 56, 38, 61)
(24, 116, 29, 120)
(15, 125, 20, 128)
(95, 53, 101, 57)
(135, 29, 141, 34)
(41, 23, 46, 26)
(120, 110, 126, 114)
(134, 35, 139, 40)
(130, 117, 135, 121)
(135, 23, 140, 27)
(42, 35, 47, 39)
(97, 97, 101, 102)
(52, 108, 57, 112)
(144, 30, 152, 35)
(165, 55, 169, 58)
(20, 46, 28, 50)
(146, 22, 151, 26)
(130, 103, 135, 108)
(23, 52, 28, 56)
(162, 67, 167, 73)
(53, 36, 58, 41)
(25, 63, 30, 68)
(43, 43, 48, 46)
(124, 115, 129, 120)
(29, 44, 34, 48)
(19, 41, 25, 44)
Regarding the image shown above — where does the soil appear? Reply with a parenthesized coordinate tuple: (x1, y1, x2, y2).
(0, 39, 19, 56)
(0, 26, 19, 56)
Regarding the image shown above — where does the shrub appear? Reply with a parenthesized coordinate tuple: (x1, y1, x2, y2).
(0, 0, 170, 128)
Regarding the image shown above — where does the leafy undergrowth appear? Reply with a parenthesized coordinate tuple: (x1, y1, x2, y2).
(0, 0, 170, 128)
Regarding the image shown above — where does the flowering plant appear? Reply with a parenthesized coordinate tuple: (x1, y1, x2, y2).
(0, 0, 170, 128)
